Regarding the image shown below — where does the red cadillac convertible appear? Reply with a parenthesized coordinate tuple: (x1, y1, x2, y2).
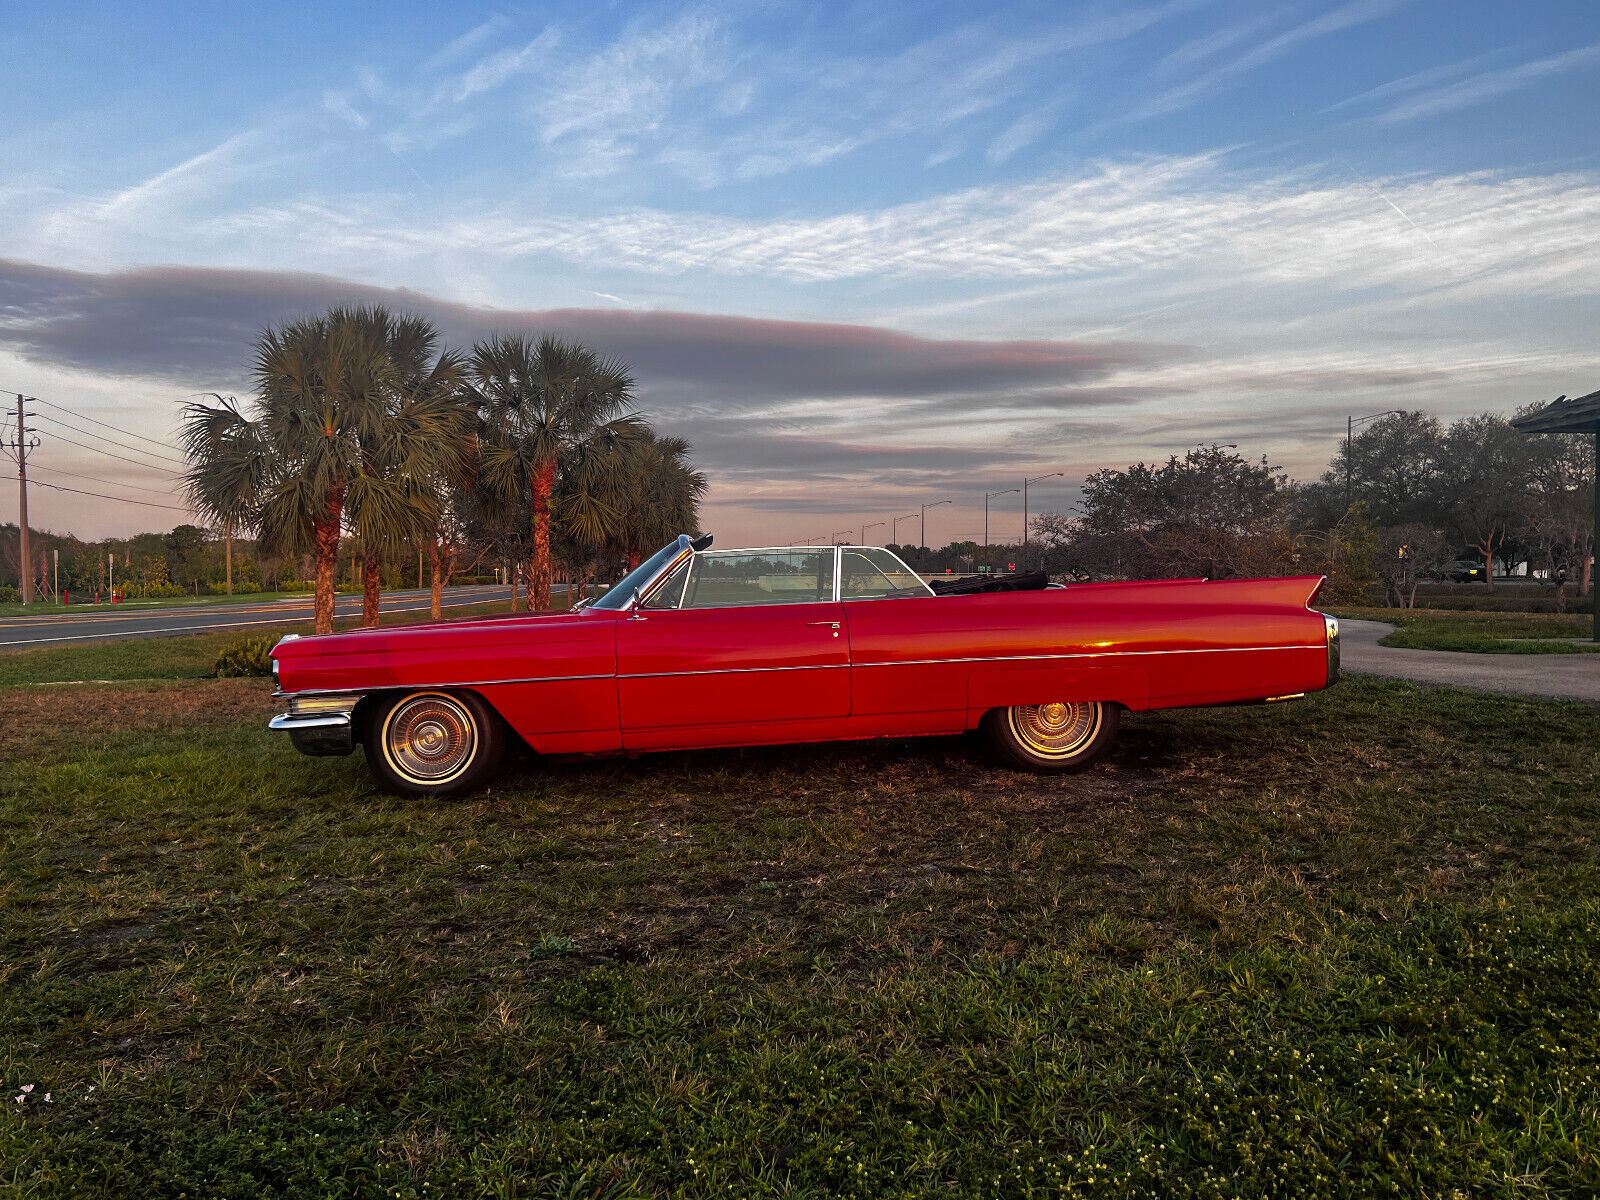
(270, 536, 1340, 797)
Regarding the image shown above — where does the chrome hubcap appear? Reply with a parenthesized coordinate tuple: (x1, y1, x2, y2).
(1009, 701, 1101, 758)
(384, 695, 476, 783)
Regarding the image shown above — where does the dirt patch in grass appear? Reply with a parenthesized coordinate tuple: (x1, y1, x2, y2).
(0, 678, 275, 761)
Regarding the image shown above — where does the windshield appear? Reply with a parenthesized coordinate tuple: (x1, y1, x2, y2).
(587, 538, 689, 610)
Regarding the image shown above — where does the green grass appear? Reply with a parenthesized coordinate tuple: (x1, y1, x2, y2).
(2, 675, 1599, 1196)
(0, 601, 541, 688)
(1333, 607, 1599, 654)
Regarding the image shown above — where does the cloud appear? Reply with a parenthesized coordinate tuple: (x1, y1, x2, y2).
(1373, 40, 1600, 123)
(0, 256, 1165, 398)
(1123, 0, 1411, 122)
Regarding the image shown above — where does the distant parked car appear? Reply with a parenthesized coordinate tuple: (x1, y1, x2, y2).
(1440, 559, 1487, 583)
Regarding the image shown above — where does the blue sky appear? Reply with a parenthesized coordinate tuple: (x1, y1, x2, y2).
(3, 0, 1598, 541)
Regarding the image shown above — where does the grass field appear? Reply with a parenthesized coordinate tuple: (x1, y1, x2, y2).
(3, 661, 1599, 1196)
(1333, 606, 1599, 653)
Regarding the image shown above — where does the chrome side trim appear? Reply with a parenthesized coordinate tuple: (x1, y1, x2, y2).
(621, 662, 850, 680)
(1324, 614, 1340, 683)
(279, 673, 612, 697)
(617, 643, 1324, 681)
(850, 644, 1325, 668)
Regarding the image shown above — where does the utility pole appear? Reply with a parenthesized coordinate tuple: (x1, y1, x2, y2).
(1023, 473, 1063, 545)
(920, 499, 951, 549)
(985, 488, 1019, 547)
(5, 396, 40, 605)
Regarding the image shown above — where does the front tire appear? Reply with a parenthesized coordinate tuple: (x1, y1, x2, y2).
(983, 700, 1120, 772)
(363, 690, 504, 797)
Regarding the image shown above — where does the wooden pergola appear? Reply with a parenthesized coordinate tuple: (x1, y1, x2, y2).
(1511, 389, 1600, 642)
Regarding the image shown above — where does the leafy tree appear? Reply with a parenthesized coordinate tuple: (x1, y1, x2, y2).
(1443, 414, 1533, 593)
(1076, 445, 1296, 580)
(468, 334, 643, 611)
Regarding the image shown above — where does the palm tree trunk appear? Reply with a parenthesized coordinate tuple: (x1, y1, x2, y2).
(312, 487, 344, 636)
(362, 552, 382, 627)
(429, 540, 444, 621)
(224, 518, 233, 596)
(530, 456, 557, 611)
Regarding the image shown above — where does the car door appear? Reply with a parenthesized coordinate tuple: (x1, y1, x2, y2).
(616, 548, 849, 740)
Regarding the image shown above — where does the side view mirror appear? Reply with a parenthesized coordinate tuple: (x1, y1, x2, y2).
(627, 587, 646, 619)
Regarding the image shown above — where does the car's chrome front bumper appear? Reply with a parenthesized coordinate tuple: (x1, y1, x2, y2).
(269, 692, 362, 757)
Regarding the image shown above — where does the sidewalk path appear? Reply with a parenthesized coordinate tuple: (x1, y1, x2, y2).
(1340, 619, 1600, 703)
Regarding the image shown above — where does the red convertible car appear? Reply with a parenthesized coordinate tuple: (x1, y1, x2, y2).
(270, 536, 1340, 797)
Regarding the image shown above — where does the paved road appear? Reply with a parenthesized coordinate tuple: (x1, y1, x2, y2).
(0, 586, 521, 648)
(1341, 619, 1600, 703)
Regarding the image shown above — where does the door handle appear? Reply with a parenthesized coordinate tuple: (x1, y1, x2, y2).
(808, 620, 841, 637)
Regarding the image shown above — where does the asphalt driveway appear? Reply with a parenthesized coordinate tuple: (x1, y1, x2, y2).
(1341, 619, 1600, 703)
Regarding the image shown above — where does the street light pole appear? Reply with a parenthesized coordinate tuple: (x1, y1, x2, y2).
(861, 520, 884, 545)
(1022, 473, 1063, 545)
(1344, 410, 1404, 513)
(831, 529, 852, 545)
(920, 499, 951, 549)
(891, 513, 917, 546)
(984, 488, 1020, 548)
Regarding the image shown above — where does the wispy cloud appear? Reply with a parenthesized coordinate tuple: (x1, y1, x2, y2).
(1373, 40, 1600, 122)
(1124, 0, 1412, 122)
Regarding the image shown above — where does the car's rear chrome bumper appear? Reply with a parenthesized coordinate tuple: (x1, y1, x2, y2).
(269, 691, 362, 757)
(1324, 614, 1340, 684)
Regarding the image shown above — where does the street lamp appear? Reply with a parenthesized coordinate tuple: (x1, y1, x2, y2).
(984, 488, 1019, 547)
(861, 520, 885, 545)
(1022, 473, 1063, 544)
(1345, 411, 1403, 512)
(920, 499, 951, 549)
(831, 529, 853, 545)
(891, 513, 918, 546)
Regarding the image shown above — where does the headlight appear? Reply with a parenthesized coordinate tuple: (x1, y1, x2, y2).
(271, 656, 280, 685)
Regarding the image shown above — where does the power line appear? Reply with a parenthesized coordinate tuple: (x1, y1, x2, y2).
(28, 461, 188, 498)
(31, 395, 187, 455)
(32, 427, 185, 475)
(26, 480, 192, 512)
(33, 411, 187, 465)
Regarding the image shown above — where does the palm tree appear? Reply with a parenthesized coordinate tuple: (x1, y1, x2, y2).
(181, 307, 468, 635)
(624, 432, 707, 568)
(180, 394, 266, 597)
(468, 334, 642, 611)
(329, 308, 474, 626)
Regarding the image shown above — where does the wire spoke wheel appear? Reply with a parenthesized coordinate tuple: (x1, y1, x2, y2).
(1007, 701, 1102, 758)
(382, 693, 478, 785)
(985, 699, 1118, 772)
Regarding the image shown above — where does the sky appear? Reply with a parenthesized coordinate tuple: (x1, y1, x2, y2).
(2, 0, 1598, 545)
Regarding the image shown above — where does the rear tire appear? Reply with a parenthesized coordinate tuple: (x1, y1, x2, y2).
(363, 690, 504, 798)
(983, 700, 1119, 773)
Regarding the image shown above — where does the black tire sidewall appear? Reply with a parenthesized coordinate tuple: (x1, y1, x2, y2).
(983, 701, 1120, 773)
(363, 689, 505, 797)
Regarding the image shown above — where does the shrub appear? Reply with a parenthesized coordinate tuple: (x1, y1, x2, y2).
(0, 585, 18, 603)
(214, 635, 276, 678)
